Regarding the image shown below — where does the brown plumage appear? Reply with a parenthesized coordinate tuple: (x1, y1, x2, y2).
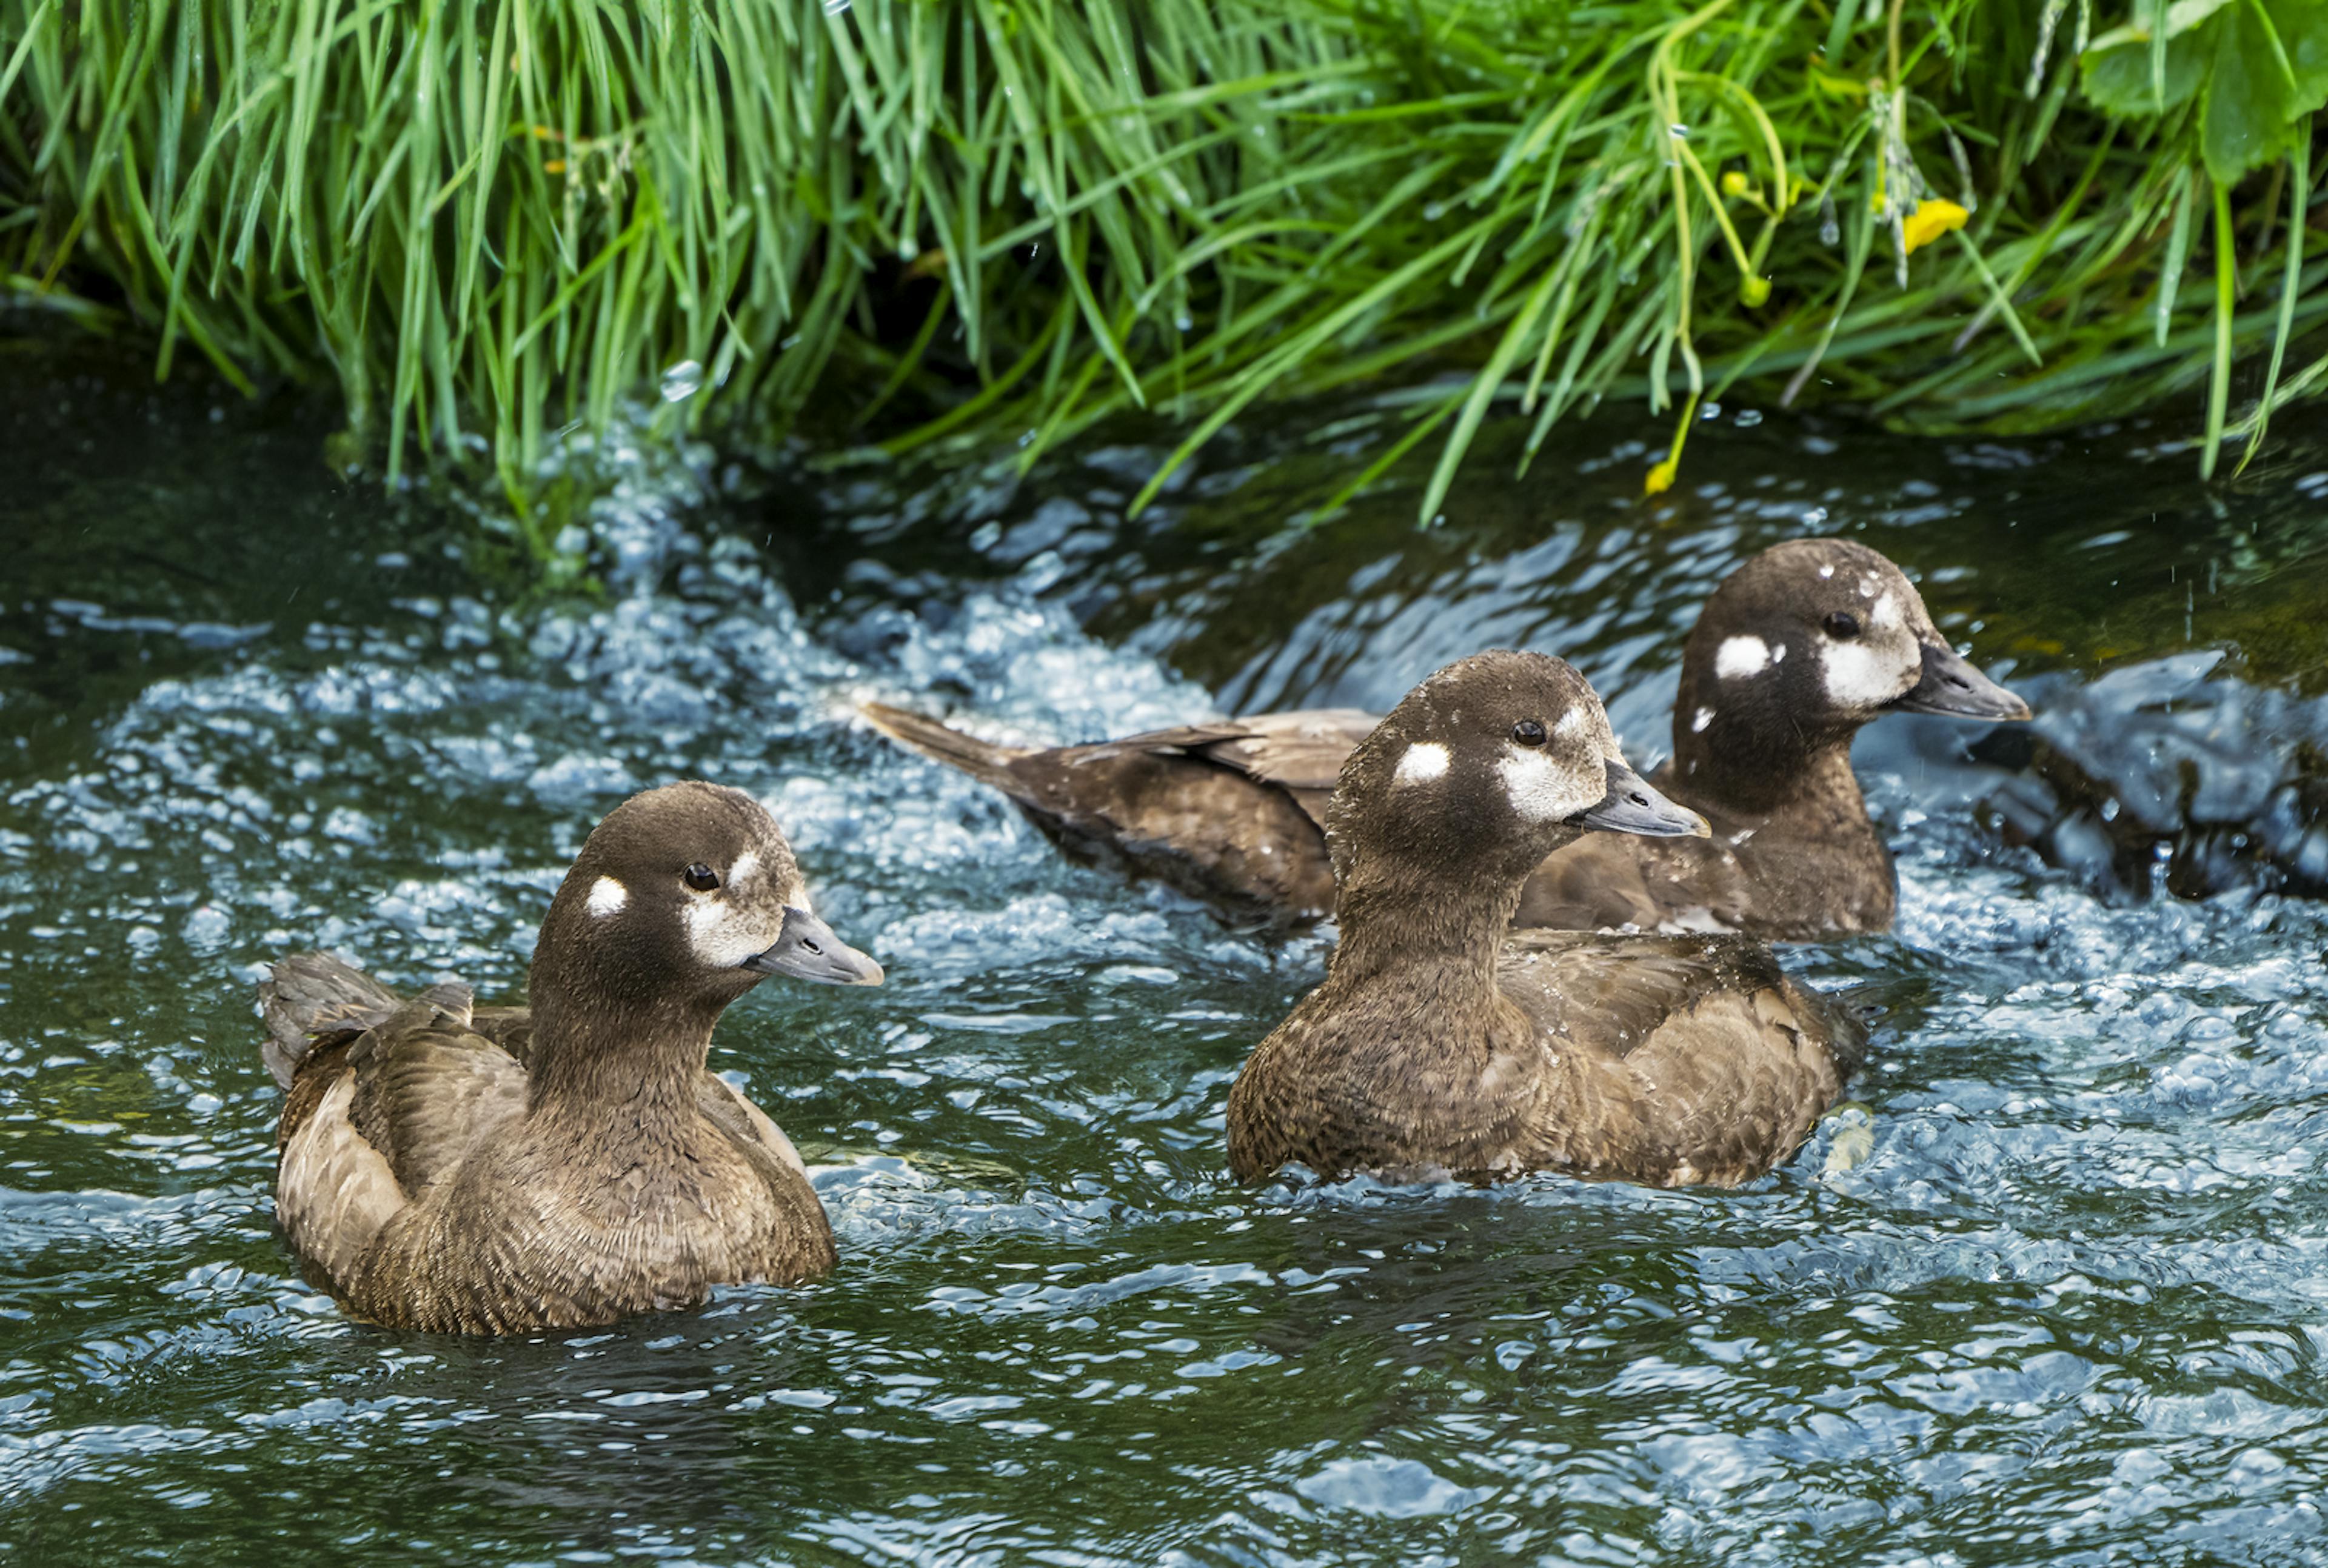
(857, 704, 1355, 921)
(1223, 650, 1867, 1187)
(864, 538, 2028, 939)
(261, 781, 884, 1334)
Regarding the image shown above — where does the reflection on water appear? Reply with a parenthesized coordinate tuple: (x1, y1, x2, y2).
(3, 330, 2328, 1563)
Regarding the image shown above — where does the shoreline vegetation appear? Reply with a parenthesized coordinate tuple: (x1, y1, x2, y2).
(3, 0, 2326, 553)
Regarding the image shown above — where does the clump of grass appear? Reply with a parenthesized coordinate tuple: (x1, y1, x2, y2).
(1, 1, 2323, 544)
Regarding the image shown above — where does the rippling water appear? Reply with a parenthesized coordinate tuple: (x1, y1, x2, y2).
(5, 333, 2328, 1564)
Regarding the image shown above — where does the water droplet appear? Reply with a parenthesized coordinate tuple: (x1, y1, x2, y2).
(660, 360, 704, 402)
(1699, 401, 1721, 421)
(1735, 409, 1762, 427)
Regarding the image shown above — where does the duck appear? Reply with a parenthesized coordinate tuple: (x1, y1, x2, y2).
(861, 538, 2028, 939)
(1223, 650, 1868, 1187)
(259, 780, 885, 1333)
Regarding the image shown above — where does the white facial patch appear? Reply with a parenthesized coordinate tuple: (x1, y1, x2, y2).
(1393, 742, 1450, 788)
(727, 851, 760, 890)
(1821, 638, 1919, 709)
(1555, 706, 1591, 738)
(1715, 635, 1773, 680)
(685, 894, 783, 969)
(1497, 742, 1605, 824)
(586, 876, 628, 919)
(1818, 564, 1835, 579)
(1870, 592, 1901, 630)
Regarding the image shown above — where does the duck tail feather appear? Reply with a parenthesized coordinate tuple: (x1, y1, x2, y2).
(859, 702, 1032, 796)
(258, 951, 404, 1088)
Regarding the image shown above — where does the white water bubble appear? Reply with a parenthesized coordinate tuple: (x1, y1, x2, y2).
(658, 359, 704, 403)
(181, 905, 230, 951)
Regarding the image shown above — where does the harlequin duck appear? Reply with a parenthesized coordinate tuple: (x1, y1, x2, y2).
(261, 781, 883, 1333)
(863, 538, 2026, 938)
(1223, 650, 1867, 1186)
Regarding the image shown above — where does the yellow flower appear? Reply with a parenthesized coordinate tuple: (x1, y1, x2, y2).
(1901, 198, 1968, 254)
(1739, 275, 1771, 307)
(1644, 456, 1679, 496)
(1720, 170, 1751, 198)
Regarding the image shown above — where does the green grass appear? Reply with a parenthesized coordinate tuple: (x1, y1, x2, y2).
(1, 1, 2324, 547)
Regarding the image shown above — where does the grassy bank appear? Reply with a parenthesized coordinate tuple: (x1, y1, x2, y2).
(2, 0, 2324, 545)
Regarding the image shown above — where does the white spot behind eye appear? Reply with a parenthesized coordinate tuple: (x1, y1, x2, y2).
(1556, 707, 1590, 738)
(1393, 742, 1450, 787)
(1716, 635, 1772, 679)
(1498, 744, 1604, 824)
(1692, 706, 1715, 733)
(1870, 592, 1901, 630)
(1818, 564, 1835, 579)
(728, 851, 760, 889)
(587, 877, 628, 919)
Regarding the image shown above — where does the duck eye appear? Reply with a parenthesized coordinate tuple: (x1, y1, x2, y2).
(1823, 611, 1862, 641)
(683, 862, 720, 893)
(1511, 719, 1548, 747)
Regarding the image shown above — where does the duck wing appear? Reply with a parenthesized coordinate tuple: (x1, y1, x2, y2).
(290, 975, 799, 1184)
(1083, 707, 1376, 804)
(1497, 930, 1868, 1184)
(340, 1004, 528, 1198)
(861, 702, 1355, 919)
(264, 953, 526, 1293)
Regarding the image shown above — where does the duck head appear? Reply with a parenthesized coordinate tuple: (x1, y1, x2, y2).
(1326, 650, 1708, 898)
(1673, 539, 2029, 795)
(532, 781, 883, 1022)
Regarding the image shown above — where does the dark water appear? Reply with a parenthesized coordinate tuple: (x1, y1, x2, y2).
(5, 327, 2328, 1566)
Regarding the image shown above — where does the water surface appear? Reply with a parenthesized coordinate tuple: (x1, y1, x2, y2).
(4, 334, 2328, 1564)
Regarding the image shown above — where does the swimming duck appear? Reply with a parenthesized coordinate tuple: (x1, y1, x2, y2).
(260, 781, 884, 1333)
(862, 538, 2027, 938)
(1223, 650, 1868, 1186)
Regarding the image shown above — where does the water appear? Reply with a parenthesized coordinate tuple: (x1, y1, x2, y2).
(4, 331, 2328, 1564)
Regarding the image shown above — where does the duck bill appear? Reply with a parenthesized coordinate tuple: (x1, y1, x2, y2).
(1575, 759, 1711, 839)
(741, 907, 885, 987)
(1889, 641, 2031, 721)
